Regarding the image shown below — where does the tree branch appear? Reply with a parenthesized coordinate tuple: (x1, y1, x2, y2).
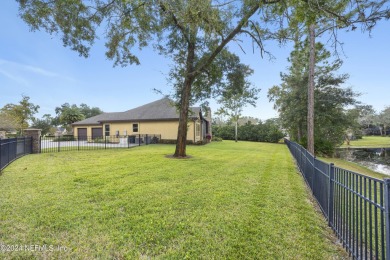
(192, 3, 266, 77)
(159, 2, 191, 44)
(239, 29, 265, 57)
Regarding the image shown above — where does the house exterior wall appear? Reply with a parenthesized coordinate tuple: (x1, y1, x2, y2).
(104, 122, 134, 136)
(138, 121, 179, 140)
(73, 119, 203, 142)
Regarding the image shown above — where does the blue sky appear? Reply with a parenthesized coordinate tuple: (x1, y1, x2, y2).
(1, 1, 389, 121)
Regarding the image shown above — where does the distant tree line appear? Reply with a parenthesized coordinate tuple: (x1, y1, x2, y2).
(0, 95, 103, 136)
(212, 118, 284, 143)
(356, 106, 390, 136)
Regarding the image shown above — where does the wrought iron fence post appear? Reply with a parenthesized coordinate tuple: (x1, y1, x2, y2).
(146, 134, 148, 145)
(139, 134, 141, 146)
(105, 136, 107, 149)
(38, 136, 40, 153)
(328, 163, 335, 227)
(78, 136, 80, 151)
(384, 178, 390, 260)
(58, 137, 60, 152)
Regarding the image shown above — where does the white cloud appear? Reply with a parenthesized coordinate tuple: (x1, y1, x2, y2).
(23, 64, 60, 77)
(0, 58, 76, 83)
(0, 68, 29, 86)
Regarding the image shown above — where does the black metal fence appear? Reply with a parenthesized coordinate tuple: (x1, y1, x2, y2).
(40, 134, 161, 153)
(285, 138, 390, 259)
(0, 137, 33, 172)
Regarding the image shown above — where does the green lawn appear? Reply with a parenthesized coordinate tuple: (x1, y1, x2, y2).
(342, 136, 390, 148)
(0, 141, 346, 259)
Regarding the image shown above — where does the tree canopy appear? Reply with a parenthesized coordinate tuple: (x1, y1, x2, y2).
(0, 95, 39, 133)
(215, 53, 260, 142)
(0, 112, 18, 132)
(268, 39, 359, 155)
(55, 103, 85, 127)
(54, 103, 103, 128)
(31, 114, 54, 136)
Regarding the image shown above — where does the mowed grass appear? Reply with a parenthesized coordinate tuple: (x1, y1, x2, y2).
(0, 141, 347, 259)
(342, 136, 390, 148)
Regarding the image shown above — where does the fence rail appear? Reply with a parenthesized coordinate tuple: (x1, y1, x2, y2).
(285, 138, 390, 259)
(0, 137, 33, 172)
(40, 134, 161, 153)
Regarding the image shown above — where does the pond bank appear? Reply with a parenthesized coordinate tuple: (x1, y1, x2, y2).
(335, 147, 390, 175)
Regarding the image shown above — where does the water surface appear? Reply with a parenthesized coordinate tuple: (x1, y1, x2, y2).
(335, 148, 390, 175)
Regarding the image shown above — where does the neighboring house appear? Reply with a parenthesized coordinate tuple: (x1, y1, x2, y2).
(0, 129, 17, 138)
(54, 127, 68, 137)
(72, 98, 212, 143)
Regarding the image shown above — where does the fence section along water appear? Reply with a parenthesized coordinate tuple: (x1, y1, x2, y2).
(0, 137, 33, 172)
(40, 134, 161, 153)
(285, 139, 390, 259)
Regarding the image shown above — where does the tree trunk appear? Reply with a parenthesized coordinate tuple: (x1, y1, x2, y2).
(174, 77, 193, 157)
(307, 23, 316, 155)
(174, 42, 195, 158)
(235, 120, 238, 142)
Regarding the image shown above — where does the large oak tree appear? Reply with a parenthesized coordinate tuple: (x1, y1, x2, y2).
(17, 0, 290, 157)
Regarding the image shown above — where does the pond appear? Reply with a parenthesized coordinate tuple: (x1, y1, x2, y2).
(335, 148, 390, 175)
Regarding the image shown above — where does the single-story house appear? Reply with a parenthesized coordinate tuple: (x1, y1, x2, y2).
(72, 97, 212, 143)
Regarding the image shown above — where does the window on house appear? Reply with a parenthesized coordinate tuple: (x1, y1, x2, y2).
(105, 124, 110, 136)
(133, 123, 138, 132)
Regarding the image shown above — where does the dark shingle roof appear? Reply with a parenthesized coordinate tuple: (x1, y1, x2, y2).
(72, 98, 201, 126)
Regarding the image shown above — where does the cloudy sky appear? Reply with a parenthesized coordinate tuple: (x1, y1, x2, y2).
(1, 1, 389, 121)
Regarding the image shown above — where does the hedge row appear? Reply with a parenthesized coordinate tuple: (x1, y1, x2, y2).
(212, 122, 284, 143)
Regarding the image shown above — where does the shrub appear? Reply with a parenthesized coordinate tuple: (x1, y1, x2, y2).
(159, 139, 208, 145)
(89, 138, 105, 143)
(53, 135, 75, 142)
(212, 136, 223, 142)
(150, 136, 160, 144)
(212, 121, 284, 143)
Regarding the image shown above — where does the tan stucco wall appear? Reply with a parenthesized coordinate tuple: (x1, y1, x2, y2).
(140, 120, 201, 141)
(139, 121, 179, 140)
(73, 120, 202, 142)
(106, 122, 135, 136)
